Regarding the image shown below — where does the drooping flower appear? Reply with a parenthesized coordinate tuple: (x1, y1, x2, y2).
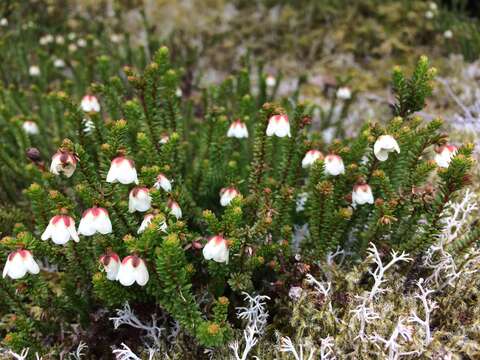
(49, 150, 77, 178)
(99, 252, 120, 281)
(266, 75, 276, 87)
(80, 95, 100, 113)
(39, 34, 54, 45)
(2, 249, 40, 279)
(137, 213, 168, 234)
(374, 135, 400, 162)
(266, 114, 291, 138)
(434, 144, 458, 168)
(153, 173, 172, 192)
(336, 87, 352, 100)
(116, 255, 149, 286)
(41, 214, 79, 245)
(78, 207, 112, 236)
(302, 149, 323, 168)
(106, 156, 138, 184)
(55, 35, 65, 45)
(167, 199, 182, 219)
(53, 58, 66, 68)
(444, 30, 453, 39)
(159, 134, 170, 144)
(0, 18, 8, 27)
(203, 235, 229, 264)
(324, 154, 345, 176)
(352, 183, 374, 206)
(29, 65, 40, 76)
(227, 120, 249, 138)
(77, 38, 87, 47)
(128, 187, 151, 213)
(220, 187, 240, 206)
(22, 120, 39, 135)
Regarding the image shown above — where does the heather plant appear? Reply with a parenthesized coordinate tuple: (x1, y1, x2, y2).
(0, 38, 477, 358)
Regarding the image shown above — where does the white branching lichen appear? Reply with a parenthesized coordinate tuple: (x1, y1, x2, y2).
(110, 302, 164, 350)
(229, 292, 270, 360)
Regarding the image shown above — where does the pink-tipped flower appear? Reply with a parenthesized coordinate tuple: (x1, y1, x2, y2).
(159, 134, 169, 144)
(116, 255, 149, 286)
(22, 120, 39, 135)
(153, 173, 172, 192)
(137, 213, 168, 234)
(203, 235, 229, 264)
(106, 156, 138, 185)
(434, 144, 458, 168)
(78, 207, 112, 236)
(227, 120, 249, 139)
(324, 154, 345, 176)
(302, 149, 324, 168)
(50, 150, 77, 178)
(3, 249, 40, 279)
(41, 215, 79, 245)
(80, 95, 100, 113)
(128, 187, 151, 213)
(167, 199, 182, 219)
(99, 252, 120, 281)
(352, 183, 374, 206)
(374, 135, 400, 162)
(220, 187, 240, 207)
(266, 114, 291, 138)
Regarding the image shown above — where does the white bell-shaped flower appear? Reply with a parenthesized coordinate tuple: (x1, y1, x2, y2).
(266, 75, 276, 87)
(153, 173, 172, 192)
(53, 58, 66, 68)
(99, 252, 120, 281)
(227, 120, 249, 138)
(106, 156, 138, 184)
(302, 149, 323, 168)
(29, 65, 41, 76)
(159, 134, 170, 144)
(434, 144, 457, 168)
(336, 87, 352, 100)
(50, 150, 77, 178)
(41, 214, 79, 245)
(220, 187, 240, 207)
(352, 183, 374, 206)
(137, 214, 154, 234)
(203, 235, 229, 264)
(3, 249, 40, 279)
(22, 120, 39, 135)
(39, 34, 53, 45)
(374, 135, 400, 162)
(80, 95, 100, 113)
(128, 187, 151, 213)
(116, 255, 149, 286)
(324, 154, 345, 176)
(167, 199, 182, 219)
(266, 114, 290, 138)
(137, 213, 168, 234)
(78, 207, 112, 236)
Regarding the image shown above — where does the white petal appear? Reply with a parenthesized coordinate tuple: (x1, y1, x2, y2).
(2, 259, 11, 278)
(68, 223, 80, 242)
(78, 217, 96, 236)
(117, 262, 136, 286)
(266, 121, 276, 136)
(51, 227, 71, 245)
(25, 256, 40, 275)
(95, 215, 112, 234)
(41, 223, 53, 240)
(135, 261, 149, 286)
